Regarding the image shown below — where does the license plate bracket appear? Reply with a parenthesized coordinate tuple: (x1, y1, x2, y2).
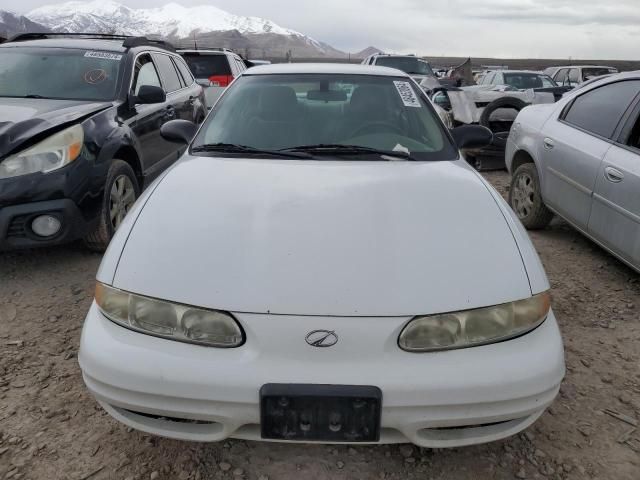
(260, 384, 382, 442)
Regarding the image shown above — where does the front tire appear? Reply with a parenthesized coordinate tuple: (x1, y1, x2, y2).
(84, 160, 140, 252)
(509, 163, 553, 229)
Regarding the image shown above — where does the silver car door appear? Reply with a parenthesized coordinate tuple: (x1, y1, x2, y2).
(540, 80, 640, 230)
(588, 100, 640, 269)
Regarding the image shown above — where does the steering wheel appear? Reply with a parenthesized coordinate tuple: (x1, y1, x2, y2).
(349, 121, 404, 139)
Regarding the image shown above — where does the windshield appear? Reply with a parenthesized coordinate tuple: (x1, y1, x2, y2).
(375, 57, 434, 76)
(181, 53, 231, 79)
(191, 73, 457, 161)
(583, 67, 618, 79)
(0, 47, 123, 101)
(502, 73, 557, 89)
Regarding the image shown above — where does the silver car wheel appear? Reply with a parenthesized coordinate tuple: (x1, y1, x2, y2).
(512, 172, 536, 218)
(109, 175, 136, 230)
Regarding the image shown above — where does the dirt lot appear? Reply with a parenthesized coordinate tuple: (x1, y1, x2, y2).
(0, 170, 638, 480)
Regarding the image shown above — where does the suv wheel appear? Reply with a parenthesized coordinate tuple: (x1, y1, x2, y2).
(84, 160, 140, 252)
(509, 163, 553, 230)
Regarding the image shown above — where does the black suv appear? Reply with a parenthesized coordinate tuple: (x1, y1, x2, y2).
(0, 34, 207, 251)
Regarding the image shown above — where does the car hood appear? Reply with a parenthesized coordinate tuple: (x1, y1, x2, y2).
(0, 97, 112, 158)
(111, 157, 532, 316)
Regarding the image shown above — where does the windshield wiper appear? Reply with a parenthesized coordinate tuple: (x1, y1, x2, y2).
(280, 144, 415, 161)
(191, 143, 311, 159)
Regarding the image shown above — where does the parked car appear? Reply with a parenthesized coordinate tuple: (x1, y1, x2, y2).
(0, 33, 206, 251)
(544, 65, 618, 88)
(80, 63, 564, 448)
(247, 59, 271, 67)
(362, 53, 440, 91)
(178, 48, 247, 108)
(506, 72, 640, 272)
(477, 70, 559, 90)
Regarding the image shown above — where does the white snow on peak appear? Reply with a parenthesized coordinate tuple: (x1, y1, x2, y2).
(27, 1, 305, 38)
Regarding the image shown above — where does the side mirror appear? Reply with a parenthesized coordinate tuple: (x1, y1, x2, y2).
(135, 85, 166, 105)
(196, 79, 211, 87)
(451, 125, 493, 150)
(160, 120, 198, 144)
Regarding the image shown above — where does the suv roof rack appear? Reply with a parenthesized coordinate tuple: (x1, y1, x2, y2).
(7, 33, 175, 52)
(176, 46, 235, 54)
(121, 36, 175, 52)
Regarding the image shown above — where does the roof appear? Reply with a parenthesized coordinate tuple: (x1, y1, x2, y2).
(0, 38, 128, 52)
(177, 49, 233, 55)
(1, 36, 176, 53)
(373, 53, 416, 57)
(243, 63, 409, 77)
(549, 65, 617, 69)
(492, 70, 549, 75)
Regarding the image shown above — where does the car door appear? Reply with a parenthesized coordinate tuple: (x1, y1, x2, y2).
(152, 52, 191, 120)
(129, 52, 178, 183)
(588, 90, 640, 268)
(539, 80, 640, 229)
(173, 56, 205, 123)
(553, 68, 568, 86)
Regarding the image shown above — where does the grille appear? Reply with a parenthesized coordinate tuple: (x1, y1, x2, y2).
(6, 215, 29, 239)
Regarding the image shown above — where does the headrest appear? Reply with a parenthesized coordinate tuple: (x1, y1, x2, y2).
(349, 86, 388, 111)
(258, 86, 299, 120)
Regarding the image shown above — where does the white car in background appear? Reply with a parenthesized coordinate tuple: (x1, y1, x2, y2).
(80, 64, 564, 448)
(178, 48, 247, 108)
(543, 65, 618, 88)
(362, 53, 441, 92)
(507, 72, 640, 272)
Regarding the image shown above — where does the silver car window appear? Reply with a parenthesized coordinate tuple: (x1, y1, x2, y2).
(563, 80, 640, 139)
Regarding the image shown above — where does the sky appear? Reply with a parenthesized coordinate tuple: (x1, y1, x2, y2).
(8, 0, 640, 59)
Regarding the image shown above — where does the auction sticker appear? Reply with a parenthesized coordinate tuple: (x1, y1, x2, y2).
(84, 51, 123, 61)
(393, 81, 421, 108)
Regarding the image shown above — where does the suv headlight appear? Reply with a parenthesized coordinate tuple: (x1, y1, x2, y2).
(0, 124, 84, 179)
(95, 283, 244, 348)
(399, 292, 550, 352)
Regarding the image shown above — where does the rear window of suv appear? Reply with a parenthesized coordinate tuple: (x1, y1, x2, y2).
(374, 57, 434, 76)
(0, 46, 123, 101)
(181, 53, 231, 79)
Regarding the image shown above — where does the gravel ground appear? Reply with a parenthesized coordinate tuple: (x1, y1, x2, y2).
(0, 170, 639, 480)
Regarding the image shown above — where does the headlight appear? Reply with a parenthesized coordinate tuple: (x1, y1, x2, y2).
(95, 283, 244, 348)
(0, 124, 84, 179)
(399, 292, 551, 352)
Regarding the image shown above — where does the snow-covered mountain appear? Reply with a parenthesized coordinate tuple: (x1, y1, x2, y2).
(0, 10, 49, 38)
(27, 1, 305, 39)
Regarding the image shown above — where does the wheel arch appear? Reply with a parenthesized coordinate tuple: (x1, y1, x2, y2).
(112, 146, 143, 188)
(511, 149, 538, 175)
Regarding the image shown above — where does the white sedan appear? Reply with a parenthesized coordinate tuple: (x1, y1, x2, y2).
(79, 64, 565, 448)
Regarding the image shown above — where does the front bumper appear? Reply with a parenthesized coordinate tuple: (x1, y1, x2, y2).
(0, 157, 101, 250)
(80, 303, 565, 447)
(0, 198, 93, 250)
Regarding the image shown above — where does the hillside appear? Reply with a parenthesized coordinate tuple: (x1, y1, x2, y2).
(0, 11, 49, 39)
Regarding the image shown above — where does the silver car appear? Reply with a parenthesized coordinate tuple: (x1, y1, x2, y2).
(506, 72, 640, 272)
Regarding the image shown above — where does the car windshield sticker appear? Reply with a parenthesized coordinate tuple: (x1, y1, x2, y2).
(84, 51, 123, 61)
(84, 69, 108, 84)
(393, 81, 421, 108)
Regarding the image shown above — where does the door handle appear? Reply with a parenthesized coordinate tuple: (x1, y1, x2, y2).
(604, 166, 624, 183)
(543, 138, 555, 150)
